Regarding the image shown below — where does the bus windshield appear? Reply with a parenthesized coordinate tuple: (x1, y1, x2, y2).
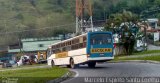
(90, 34, 112, 45)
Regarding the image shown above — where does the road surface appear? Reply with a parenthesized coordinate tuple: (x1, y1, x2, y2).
(148, 44, 160, 50)
(63, 62, 160, 83)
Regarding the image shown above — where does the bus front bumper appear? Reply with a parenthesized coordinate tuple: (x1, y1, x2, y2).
(88, 57, 114, 62)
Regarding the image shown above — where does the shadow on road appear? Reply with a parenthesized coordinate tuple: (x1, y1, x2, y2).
(61, 66, 108, 69)
(60, 64, 112, 70)
(77, 66, 108, 69)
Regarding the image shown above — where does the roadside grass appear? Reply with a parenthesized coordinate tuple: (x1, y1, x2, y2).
(133, 50, 160, 55)
(0, 64, 47, 70)
(113, 50, 160, 58)
(114, 55, 160, 62)
(0, 67, 68, 83)
(17, 63, 47, 68)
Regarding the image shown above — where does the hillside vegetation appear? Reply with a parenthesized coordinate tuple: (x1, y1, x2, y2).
(0, 0, 160, 46)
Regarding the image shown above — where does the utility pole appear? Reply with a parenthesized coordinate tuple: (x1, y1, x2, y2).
(18, 37, 23, 55)
(76, 0, 93, 35)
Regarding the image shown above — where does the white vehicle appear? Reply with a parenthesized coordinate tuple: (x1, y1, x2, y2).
(47, 32, 114, 68)
(134, 37, 147, 51)
(17, 55, 30, 66)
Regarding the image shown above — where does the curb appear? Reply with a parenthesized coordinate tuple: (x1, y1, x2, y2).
(109, 60, 160, 64)
(47, 71, 73, 83)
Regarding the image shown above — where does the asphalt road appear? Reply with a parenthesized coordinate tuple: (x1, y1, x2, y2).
(148, 44, 160, 50)
(62, 62, 160, 83)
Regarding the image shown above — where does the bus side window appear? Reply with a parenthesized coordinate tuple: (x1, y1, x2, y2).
(76, 44, 79, 49)
(55, 49, 58, 53)
(79, 43, 83, 48)
(71, 45, 74, 50)
(55, 49, 61, 53)
(71, 44, 79, 50)
(83, 42, 86, 47)
(66, 46, 71, 51)
(83, 36, 86, 42)
(58, 49, 61, 53)
(52, 50, 55, 53)
(62, 47, 67, 52)
(74, 44, 77, 50)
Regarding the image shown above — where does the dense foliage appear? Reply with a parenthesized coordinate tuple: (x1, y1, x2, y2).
(0, 0, 75, 45)
(93, 0, 160, 20)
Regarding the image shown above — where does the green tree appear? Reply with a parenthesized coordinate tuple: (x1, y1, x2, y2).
(104, 10, 139, 55)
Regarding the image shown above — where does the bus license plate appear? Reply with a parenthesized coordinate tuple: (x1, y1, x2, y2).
(100, 53, 105, 57)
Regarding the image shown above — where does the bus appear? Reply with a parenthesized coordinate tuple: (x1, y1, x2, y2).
(47, 31, 114, 68)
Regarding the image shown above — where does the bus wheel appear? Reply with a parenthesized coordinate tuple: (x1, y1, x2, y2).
(51, 60, 55, 67)
(67, 65, 70, 68)
(70, 58, 75, 69)
(88, 62, 96, 68)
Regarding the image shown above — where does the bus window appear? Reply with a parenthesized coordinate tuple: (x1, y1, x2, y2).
(79, 43, 83, 48)
(62, 47, 66, 51)
(83, 42, 86, 47)
(83, 36, 87, 42)
(47, 49, 52, 58)
(66, 46, 71, 51)
(90, 34, 112, 45)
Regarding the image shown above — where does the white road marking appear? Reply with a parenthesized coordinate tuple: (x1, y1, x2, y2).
(61, 69, 79, 83)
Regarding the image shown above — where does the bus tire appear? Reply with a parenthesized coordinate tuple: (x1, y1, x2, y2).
(70, 58, 75, 69)
(67, 65, 70, 68)
(88, 62, 96, 68)
(51, 60, 55, 68)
